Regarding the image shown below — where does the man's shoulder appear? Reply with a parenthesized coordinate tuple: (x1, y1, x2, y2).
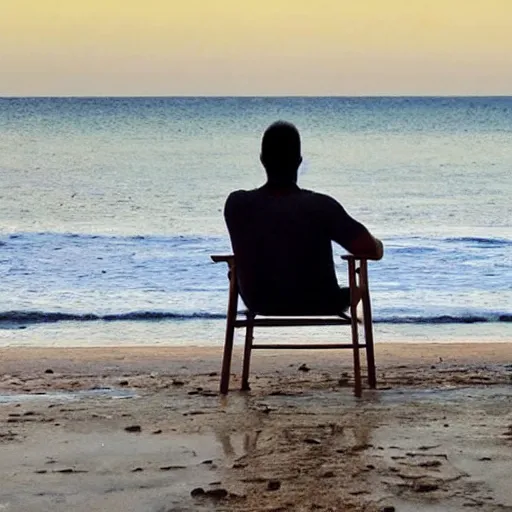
(224, 188, 261, 219)
(299, 188, 341, 207)
(225, 188, 259, 205)
(299, 188, 330, 199)
(226, 187, 340, 204)
(226, 188, 257, 199)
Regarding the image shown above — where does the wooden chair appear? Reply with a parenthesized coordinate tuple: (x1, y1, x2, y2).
(211, 254, 376, 397)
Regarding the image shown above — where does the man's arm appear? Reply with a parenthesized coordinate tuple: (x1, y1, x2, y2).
(323, 195, 384, 261)
(223, 191, 242, 234)
(345, 229, 384, 260)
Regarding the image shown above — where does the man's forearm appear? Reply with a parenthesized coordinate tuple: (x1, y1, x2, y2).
(373, 237, 384, 260)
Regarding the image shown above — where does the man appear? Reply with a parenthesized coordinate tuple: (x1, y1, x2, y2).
(224, 121, 383, 316)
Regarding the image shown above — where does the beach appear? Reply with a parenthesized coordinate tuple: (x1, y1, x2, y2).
(1, 343, 511, 512)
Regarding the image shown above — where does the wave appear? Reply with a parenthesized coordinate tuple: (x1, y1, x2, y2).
(0, 310, 510, 327)
(374, 314, 512, 324)
(444, 237, 511, 246)
(0, 311, 226, 326)
(2, 231, 223, 243)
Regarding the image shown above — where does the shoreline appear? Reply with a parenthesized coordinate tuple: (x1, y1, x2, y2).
(1, 340, 510, 361)
(2, 319, 511, 349)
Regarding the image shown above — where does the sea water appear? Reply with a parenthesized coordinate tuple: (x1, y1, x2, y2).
(0, 97, 510, 346)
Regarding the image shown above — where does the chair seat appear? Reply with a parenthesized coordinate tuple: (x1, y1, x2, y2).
(244, 294, 348, 318)
(234, 316, 352, 328)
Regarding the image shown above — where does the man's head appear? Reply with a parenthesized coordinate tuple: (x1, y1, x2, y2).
(260, 121, 302, 186)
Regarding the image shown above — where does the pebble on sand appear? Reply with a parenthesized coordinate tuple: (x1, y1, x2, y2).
(413, 481, 439, 493)
(191, 487, 228, 499)
(124, 425, 141, 433)
(303, 438, 322, 445)
(267, 479, 281, 491)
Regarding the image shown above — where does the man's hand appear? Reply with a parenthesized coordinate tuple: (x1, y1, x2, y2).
(347, 231, 384, 260)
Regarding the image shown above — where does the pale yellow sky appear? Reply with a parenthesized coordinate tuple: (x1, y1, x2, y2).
(1, 0, 511, 96)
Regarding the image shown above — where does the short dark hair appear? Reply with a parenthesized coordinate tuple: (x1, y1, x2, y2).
(261, 121, 301, 169)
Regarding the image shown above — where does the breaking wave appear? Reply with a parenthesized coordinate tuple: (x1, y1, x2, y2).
(0, 310, 510, 327)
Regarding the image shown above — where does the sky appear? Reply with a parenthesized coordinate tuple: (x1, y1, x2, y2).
(2, 0, 512, 96)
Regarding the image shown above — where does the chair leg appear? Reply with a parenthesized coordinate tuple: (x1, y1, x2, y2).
(220, 267, 239, 395)
(241, 313, 255, 391)
(348, 259, 362, 397)
(359, 261, 377, 389)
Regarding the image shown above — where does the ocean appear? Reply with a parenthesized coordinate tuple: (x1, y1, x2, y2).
(0, 97, 511, 347)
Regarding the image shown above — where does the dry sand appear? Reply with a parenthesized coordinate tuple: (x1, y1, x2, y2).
(0, 343, 511, 512)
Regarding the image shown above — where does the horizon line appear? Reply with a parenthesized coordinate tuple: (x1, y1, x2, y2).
(1, 94, 512, 99)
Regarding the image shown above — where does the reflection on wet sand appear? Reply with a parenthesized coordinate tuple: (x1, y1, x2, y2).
(1, 345, 511, 511)
(207, 385, 512, 511)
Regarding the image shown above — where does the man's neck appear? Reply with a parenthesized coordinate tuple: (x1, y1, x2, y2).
(262, 181, 300, 195)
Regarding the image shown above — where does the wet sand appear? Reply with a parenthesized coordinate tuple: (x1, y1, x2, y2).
(0, 343, 511, 512)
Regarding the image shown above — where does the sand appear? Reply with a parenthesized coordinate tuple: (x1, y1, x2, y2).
(0, 343, 511, 512)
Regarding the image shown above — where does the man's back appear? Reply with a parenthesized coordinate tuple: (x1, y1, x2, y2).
(224, 184, 365, 315)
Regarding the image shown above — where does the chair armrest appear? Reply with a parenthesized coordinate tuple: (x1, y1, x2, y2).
(211, 254, 235, 265)
(341, 254, 376, 261)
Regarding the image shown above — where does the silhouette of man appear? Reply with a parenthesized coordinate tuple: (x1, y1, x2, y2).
(224, 121, 383, 316)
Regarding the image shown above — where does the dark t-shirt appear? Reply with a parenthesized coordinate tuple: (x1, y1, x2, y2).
(224, 185, 365, 315)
